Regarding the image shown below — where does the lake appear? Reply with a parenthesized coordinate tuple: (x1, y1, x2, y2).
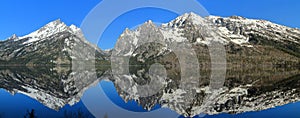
(0, 65, 299, 118)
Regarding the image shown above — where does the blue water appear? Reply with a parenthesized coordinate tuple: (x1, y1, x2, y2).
(0, 89, 93, 118)
(100, 81, 161, 112)
(203, 102, 300, 118)
(0, 81, 300, 118)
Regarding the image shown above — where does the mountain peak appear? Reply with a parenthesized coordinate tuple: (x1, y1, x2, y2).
(177, 12, 204, 22)
(165, 12, 206, 28)
(135, 20, 157, 32)
(7, 34, 18, 40)
(185, 12, 200, 17)
(143, 20, 156, 27)
(19, 19, 80, 42)
(44, 19, 64, 28)
(229, 15, 246, 20)
(145, 20, 153, 24)
(39, 19, 68, 33)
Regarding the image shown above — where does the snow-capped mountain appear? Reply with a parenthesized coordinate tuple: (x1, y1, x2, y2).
(165, 12, 300, 46)
(0, 19, 107, 66)
(207, 15, 300, 44)
(18, 19, 80, 43)
(112, 12, 300, 117)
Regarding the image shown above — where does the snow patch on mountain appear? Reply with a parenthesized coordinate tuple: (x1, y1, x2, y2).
(19, 19, 81, 45)
(206, 15, 300, 45)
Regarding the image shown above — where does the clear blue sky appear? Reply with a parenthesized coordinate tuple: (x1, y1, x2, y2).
(0, 0, 299, 49)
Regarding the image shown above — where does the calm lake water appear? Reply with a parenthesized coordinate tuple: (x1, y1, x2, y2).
(0, 64, 299, 118)
(0, 80, 300, 118)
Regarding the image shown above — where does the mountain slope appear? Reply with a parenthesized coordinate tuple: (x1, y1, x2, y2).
(0, 19, 107, 66)
(206, 15, 300, 57)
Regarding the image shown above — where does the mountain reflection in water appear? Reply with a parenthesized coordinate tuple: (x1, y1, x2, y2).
(0, 64, 299, 118)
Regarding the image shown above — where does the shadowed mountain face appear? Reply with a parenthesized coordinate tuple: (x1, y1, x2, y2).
(0, 13, 299, 117)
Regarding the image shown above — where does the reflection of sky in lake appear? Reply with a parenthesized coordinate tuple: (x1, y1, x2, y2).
(100, 81, 161, 112)
(0, 81, 300, 118)
(0, 89, 91, 118)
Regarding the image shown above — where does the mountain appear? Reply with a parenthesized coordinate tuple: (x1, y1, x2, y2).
(206, 15, 300, 58)
(0, 19, 107, 66)
(111, 12, 300, 117)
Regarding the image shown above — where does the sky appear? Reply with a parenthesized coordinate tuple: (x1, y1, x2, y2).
(0, 0, 299, 49)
